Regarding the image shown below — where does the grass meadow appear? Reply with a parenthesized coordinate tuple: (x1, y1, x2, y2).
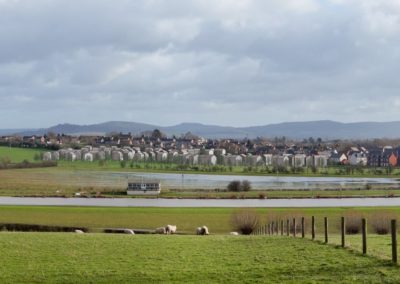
(0, 205, 399, 234)
(0, 233, 399, 283)
(0, 146, 43, 163)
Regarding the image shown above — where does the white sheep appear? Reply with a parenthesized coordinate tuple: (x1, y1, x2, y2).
(165, 225, 177, 234)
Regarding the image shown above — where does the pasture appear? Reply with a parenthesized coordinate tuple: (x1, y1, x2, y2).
(0, 233, 399, 283)
(0, 146, 43, 163)
(1, 206, 400, 234)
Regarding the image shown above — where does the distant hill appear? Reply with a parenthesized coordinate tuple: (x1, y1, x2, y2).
(3, 120, 400, 139)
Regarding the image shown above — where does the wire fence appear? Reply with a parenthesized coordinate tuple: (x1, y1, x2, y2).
(252, 216, 398, 264)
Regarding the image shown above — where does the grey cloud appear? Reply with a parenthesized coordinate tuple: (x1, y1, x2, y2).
(1, 0, 400, 128)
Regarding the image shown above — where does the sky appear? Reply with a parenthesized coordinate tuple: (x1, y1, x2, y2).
(1, 0, 400, 129)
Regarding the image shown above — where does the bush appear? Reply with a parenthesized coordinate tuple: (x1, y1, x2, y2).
(241, 180, 252, 192)
(227, 180, 241, 192)
(227, 180, 252, 192)
(231, 209, 260, 235)
(370, 212, 396, 235)
(344, 212, 363, 234)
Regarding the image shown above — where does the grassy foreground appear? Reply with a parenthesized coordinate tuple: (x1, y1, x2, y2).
(0, 233, 398, 283)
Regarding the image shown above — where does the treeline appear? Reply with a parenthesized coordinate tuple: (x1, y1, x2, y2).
(0, 141, 60, 151)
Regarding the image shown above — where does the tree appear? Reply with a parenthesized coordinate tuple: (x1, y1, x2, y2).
(151, 129, 164, 140)
(241, 180, 252, 192)
(227, 180, 241, 192)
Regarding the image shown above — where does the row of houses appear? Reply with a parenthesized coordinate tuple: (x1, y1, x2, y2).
(41, 144, 400, 169)
(43, 146, 330, 168)
(337, 146, 400, 167)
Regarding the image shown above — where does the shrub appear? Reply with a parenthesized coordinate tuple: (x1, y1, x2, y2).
(231, 209, 260, 235)
(370, 212, 396, 235)
(344, 212, 363, 234)
(227, 180, 252, 192)
(227, 180, 241, 192)
(241, 180, 252, 192)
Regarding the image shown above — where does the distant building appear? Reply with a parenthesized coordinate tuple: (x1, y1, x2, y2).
(127, 180, 161, 195)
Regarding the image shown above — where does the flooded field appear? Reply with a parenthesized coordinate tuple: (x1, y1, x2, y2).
(1, 168, 399, 191)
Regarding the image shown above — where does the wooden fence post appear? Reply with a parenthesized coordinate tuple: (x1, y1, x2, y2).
(391, 219, 397, 264)
(311, 216, 315, 240)
(286, 219, 290, 236)
(301, 217, 305, 238)
(293, 218, 296, 237)
(341, 217, 345, 248)
(276, 221, 279, 235)
(362, 218, 367, 255)
(281, 220, 284, 236)
(324, 217, 328, 244)
(271, 221, 274, 236)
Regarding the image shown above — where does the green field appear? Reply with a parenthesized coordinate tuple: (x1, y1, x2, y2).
(0, 206, 399, 234)
(0, 233, 399, 283)
(0, 146, 43, 163)
(1, 206, 399, 261)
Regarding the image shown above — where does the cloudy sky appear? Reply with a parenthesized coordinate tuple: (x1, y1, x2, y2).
(1, 0, 400, 128)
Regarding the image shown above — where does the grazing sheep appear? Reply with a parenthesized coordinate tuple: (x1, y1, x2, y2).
(196, 226, 209, 235)
(230, 232, 239, 236)
(155, 227, 166, 234)
(124, 229, 135, 235)
(74, 230, 84, 234)
(165, 225, 177, 234)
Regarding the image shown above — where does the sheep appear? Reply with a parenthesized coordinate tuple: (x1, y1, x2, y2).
(165, 225, 177, 234)
(230, 232, 239, 236)
(124, 229, 135, 235)
(74, 229, 84, 234)
(155, 227, 166, 234)
(196, 226, 209, 235)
